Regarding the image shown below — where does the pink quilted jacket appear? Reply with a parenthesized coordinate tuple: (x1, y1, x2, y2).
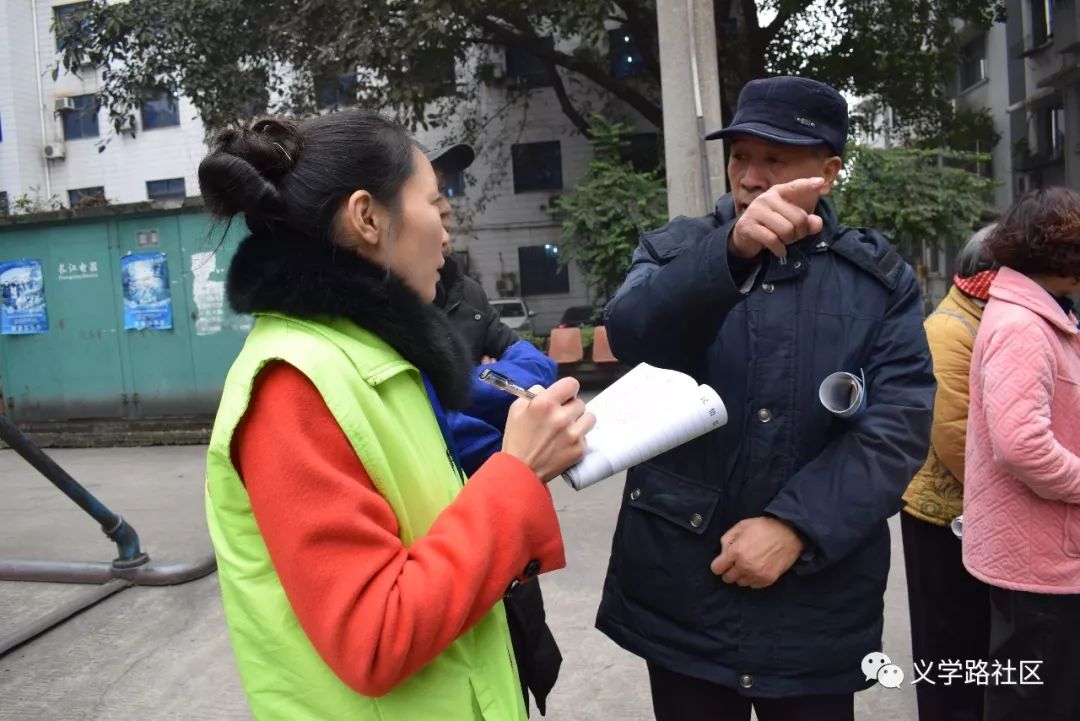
(963, 267, 1080, 593)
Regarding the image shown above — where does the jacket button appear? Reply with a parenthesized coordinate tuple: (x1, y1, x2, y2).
(523, 560, 541, 578)
(630, 488, 641, 501)
(794, 261, 803, 270)
(740, 674, 754, 689)
(474, 313, 482, 321)
(762, 282, 775, 294)
(757, 408, 773, 423)
(690, 513, 704, 528)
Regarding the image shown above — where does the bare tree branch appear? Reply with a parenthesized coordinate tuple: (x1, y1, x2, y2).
(546, 65, 592, 136)
(474, 15, 662, 127)
(764, 0, 815, 43)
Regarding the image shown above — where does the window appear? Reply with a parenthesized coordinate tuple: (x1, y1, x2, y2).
(0, 192, 8, 216)
(1030, 104, 1066, 161)
(441, 171, 466, 198)
(1042, 104, 1067, 158)
(61, 94, 99, 140)
(958, 36, 987, 90)
(146, 178, 186, 201)
(518, 244, 569, 295)
(68, 186, 105, 207)
(511, 141, 563, 193)
(316, 71, 358, 110)
(620, 132, 662, 173)
(1032, 0, 1054, 46)
(54, 2, 91, 52)
(610, 30, 645, 79)
(141, 88, 180, 130)
(493, 300, 527, 319)
(417, 56, 458, 99)
(505, 40, 554, 89)
(1052, 106, 1066, 156)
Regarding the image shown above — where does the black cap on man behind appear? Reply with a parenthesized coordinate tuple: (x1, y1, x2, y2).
(706, 76, 849, 157)
(422, 142, 476, 177)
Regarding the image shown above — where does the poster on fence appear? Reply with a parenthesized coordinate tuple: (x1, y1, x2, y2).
(121, 252, 173, 331)
(0, 259, 49, 335)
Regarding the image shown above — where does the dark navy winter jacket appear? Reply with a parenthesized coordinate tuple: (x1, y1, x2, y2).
(596, 195, 934, 697)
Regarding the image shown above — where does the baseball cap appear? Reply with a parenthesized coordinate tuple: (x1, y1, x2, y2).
(420, 142, 476, 175)
(705, 76, 849, 156)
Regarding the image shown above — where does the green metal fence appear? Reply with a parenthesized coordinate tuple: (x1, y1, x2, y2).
(0, 202, 249, 422)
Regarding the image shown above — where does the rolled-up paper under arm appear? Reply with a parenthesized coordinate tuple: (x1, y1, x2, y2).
(818, 370, 866, 419)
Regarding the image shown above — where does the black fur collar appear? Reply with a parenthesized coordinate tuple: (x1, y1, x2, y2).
(226, 232, 475, 410)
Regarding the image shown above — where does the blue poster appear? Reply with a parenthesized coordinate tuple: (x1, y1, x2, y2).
(121, 252, 173, 331)
(0, 259, 49, 335)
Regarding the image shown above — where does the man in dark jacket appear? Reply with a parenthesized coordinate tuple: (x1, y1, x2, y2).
(598, 77, 934, 721)
(428, 142, 518, 362)
(435, 251, 517, 361)
(426, 141, 557, 467)
(426, 141, 563, 717)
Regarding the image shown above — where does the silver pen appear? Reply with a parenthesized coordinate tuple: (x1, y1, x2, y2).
(478, 368, 537, 400)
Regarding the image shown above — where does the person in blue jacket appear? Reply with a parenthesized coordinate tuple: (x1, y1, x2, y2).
(597, 77, 934, 721)
(425, 141, 562, 717)
(424, 141, 558, 473)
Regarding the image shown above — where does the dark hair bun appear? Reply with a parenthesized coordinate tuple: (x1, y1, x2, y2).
(198, 119, 302, 222)
(198, 110, 414, 244)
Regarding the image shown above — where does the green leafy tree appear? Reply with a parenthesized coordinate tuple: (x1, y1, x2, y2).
(833, 146, 997, 259)
(554, 115, 667, 306)
(59, 0, 1003, 140)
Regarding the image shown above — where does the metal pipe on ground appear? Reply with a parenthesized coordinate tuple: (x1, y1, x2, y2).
(0, 407, 217, 658)
(0, 553, 217, 586)
(0, 413, 148, 569)
(0, 555, 218, 657)
(0, 579, 132, 657)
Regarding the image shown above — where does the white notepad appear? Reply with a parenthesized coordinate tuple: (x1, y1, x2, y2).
(563, 363, 728, 490)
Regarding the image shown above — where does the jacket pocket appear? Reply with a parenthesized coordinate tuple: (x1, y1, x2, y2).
(614, 462, 721, 627)
(1065, 506, 1080, 558)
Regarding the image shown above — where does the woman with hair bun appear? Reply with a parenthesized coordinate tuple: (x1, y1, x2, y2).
(200, 112, 594, 720)
(963, 186, 1080, 720)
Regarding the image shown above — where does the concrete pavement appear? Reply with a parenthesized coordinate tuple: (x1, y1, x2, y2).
(0, 445, 917, 720)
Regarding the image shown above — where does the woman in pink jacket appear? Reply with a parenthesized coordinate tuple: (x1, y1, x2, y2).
(964, 186, 1080, 721)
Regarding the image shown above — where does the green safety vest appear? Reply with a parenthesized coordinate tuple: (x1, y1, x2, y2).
(205, 312, 525, 721)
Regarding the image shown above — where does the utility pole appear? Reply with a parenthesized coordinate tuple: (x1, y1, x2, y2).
(656, 0, 727, 219)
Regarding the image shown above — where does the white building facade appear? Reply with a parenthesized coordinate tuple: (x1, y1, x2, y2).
(1, 1, 663, 331)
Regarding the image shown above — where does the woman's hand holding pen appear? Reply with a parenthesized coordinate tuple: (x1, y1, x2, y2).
(503, 377, 596, 483)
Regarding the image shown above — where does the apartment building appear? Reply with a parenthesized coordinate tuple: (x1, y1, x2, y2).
(0, 1, 662, 331)
(951, 0, 1080, 210)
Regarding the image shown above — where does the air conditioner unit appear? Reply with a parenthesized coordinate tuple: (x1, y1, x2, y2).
(54, 97, 78, 113)
(43, 142, 66, 160)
